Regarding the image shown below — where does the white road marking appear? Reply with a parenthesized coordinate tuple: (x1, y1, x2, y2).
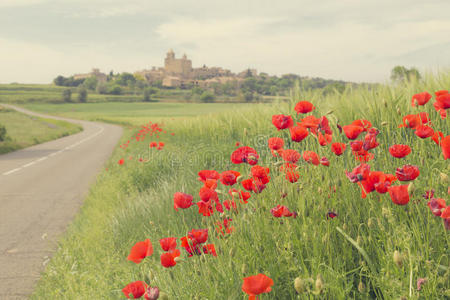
(2, 125, 105, 176)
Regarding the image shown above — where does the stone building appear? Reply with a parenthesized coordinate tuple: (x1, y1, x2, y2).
(73, 68, 107, 82)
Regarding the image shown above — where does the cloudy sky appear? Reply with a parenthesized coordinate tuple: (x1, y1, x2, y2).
(0, 0, 449, 83)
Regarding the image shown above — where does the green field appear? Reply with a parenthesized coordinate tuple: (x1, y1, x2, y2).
(30, 73, 449, 299)
(0, 106, 82, 154)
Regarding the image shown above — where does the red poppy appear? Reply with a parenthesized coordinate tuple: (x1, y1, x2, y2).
(118, 159, 125, 165)
(299, 115, 320, 129)
(160, 249, 181, 268)
(280, 149, 301, 164)
(149, 142, 157, 148)
(302, 151, 320, 165)
(229, 188, 251, 204)
(331, 142, 347, 156)
(231, 146, 259, 165)
(242, 273, 274, 300)
(351, 119, 372, 131)
(317, 132, 332, 146)
(216, 218, 235, 236)
(398, 114, 422, 129)
(127, 239, 153, 264)
(320, 156, 330, 166)
(345, 163, 370, 183)
(395, 165, 419, 181)
(441, 135, 450, 160)
(435, 90, 449, 97)
(327, 211, 338, 219)
(159, 237, 177, 252)
(434, 93, 450, 119)
(241, 178, 266, 193)
(199, 187, 218, 202)
(270, 205, 297, 218)
(272, 114, 294, 130)
(202, 244, 217, 256)
(431, 130, 444, 146)
(223, 199, 237, 211)
(389, 144, 411, 158)
(280, 163, 300, 183)
(294, 101, 315, 114)
(122, 281, 147, 299)
(350, 140, 363, 152)
(388, 185, 410, 205)
(203, 179, 218, 189)
(289, 125, 309, 142)
(188, 228, 209, 244)
(427, 198, 446, 216)
(198, 170, 220, 182)
(251, 165, 270, 184)
(414, 125, 434, 139)
(268, 137, 284, 152)
(411, 92, 432, 107)
(196, 200, 214, 216)
(343, 125, 364, 140)
(363, 129, 380, 151)
(220, 170, 241, 186)
(173, 192, 193, 211)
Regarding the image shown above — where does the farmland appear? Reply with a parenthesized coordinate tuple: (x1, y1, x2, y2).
(27, 72, 450, 299)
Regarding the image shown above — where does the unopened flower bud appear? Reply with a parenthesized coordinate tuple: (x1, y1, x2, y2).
(382, 98, 387, 108)
(358, 281, 366, 293)
(315, 274, 324, 292)
(326, 110, 334, 115)
(381, 121, 389, 126)
(408, 182, 415, 195)
(146, 287, 160, 300)
(367, 218, 374, 228)
(294, 277, 305, 293)
(393, 250, 403, 267)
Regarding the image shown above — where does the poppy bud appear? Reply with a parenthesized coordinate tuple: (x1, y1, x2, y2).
(381, 121, 389, 126)
(241, 263, 248, 274)
(146, 287, 160, 300)
(393, 250, 403, 267)
(367, 218, 374, 228)
(326, 110, 334, 115)
(396, 107, 401, 115)
(315, 274, 324, 292)
(407, 182, 415, 195)
(382, 98, 387, 107)
(440, 172, 449, 184)
(358, 281, 366, 293)
(356, 236, 362, 245)
(294, 277, 305, 293)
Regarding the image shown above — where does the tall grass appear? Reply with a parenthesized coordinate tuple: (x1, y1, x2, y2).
(32, 72, 449, 299)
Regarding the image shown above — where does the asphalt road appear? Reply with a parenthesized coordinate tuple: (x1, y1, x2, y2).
(0, 104, 122, 299)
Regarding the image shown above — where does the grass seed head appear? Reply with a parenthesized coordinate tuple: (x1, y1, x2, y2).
(393, 250, 403, 267)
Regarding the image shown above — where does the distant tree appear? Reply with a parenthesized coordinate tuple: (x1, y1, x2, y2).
(62, 89, 72, 102)
(109, 85, 122, 95)
(143, 87, 157, 102)
(115, 73, 136, 86)
(83, 76, 98, 90)
(0, 123, 7, 142)
(192, 86, 204, 95)
(78, 87, 88, 102)
(54, 75, 65, 86)
(245, 68, 253, 78)
(391, 66, 421, 82)
(242, 91, 254, 102)
(96, 82, 107, 94)
(200, 91, 215, 103)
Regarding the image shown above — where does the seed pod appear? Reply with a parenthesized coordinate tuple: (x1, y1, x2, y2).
(381, 121, 389, 126)
(408, 182, 415, 195)
(326, 110, 334, 115)
(315, 274, 324, 292)
(358, 281, 366, 293)
(294, 277, 305, 293)
(393, 250, 403, 267)
(382, 98, 388, 108)
(396, 107, 401, 115)
(367, 218, 374, 228)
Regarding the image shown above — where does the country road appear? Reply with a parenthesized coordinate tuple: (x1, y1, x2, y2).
(0, 104, 123, 299)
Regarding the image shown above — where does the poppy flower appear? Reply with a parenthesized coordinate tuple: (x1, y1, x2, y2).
(280, 163, 300, 183)
(351, 119, 372, 131)
(196, 200, 214, 216)
(441, 206, 450, 230)
(188, 229, 209, 244)
(345, 163, 371, 183)
(251, 165, 270, 184)
(157, 142, 165, 150)
(388, 185, 410, 205)
(160, 249, 181, 268)
(229, 188, 251, 204)
(350, 140, 364, 152)
(173, 192, 193, 211)
(294, 101, 315, 114)
(320, 156, 330, 166)
(280, 149, 301, 164)
(127, 239, 153, 264)
(149, 142, 157, 148)
(327, 211, 338, 219)
(414, 125, 434, 139)
(289, 125, 309, 142)
(411, 92, 432, 107)
(302, 151, 320, 165)
(199, 187, 218, 202)
(216, 218, 235, 236)
(427, 198, 446, 216)
(270, 205, 297, 218)
(198, 170, 220, 182)
(122, 281, 147, 299)
(242, 178, 266, 193)
(118, 159, 125, 165)
(343, 125, 364, 140)
(242, 273, 274, 300)
(389, 144, 411, 158)
(317, 132, 332, 146)
(223, 199, 237, 211)
(331, 143, 347, 156)
(159, 237, 177, 252)
(363, 130, 380, 151)
(268, 137, 284, 152)
(431, 131, 444, 146)
(300, 115, 320, 129)
(435, 90, 449, 97)
(203, 179, 218, 189)
(202, 244, 217, 256)
(398, 114, 422, 129)
(441, 135, 450, 160)
(395, 165, 419, 181)
(231, 146, 259, 165)
(272, 114, 294, 130)
(220, 170, 241, 186)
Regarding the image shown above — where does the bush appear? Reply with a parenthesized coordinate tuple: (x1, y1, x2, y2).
(0, 123, 6, 142)
(108, 85, 122, 95)
(200, 91, 215, 103)
(143, 87, 157, 102)
(78, 87, 88, 103)
(62, 89, 72, 102)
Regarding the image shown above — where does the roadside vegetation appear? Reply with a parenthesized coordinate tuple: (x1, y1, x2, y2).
(30, 71, 449, 299)
(0, 105, 82, 154)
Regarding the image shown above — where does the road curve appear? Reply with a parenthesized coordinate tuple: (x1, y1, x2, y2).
(0, 104, 123, 299)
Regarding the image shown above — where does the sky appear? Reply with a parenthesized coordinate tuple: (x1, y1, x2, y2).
(0, 0, 449, 84)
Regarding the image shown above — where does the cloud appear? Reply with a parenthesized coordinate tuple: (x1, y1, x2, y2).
(0, 0, 48, 8)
